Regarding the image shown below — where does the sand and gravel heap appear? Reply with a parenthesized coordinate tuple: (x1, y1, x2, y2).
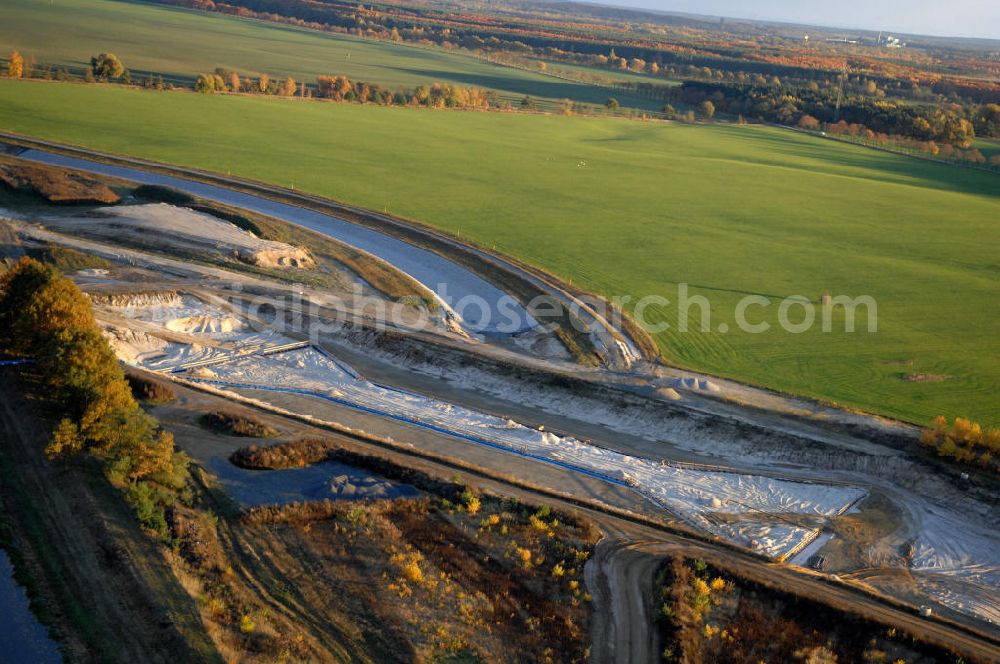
(48, 203, 314, 269)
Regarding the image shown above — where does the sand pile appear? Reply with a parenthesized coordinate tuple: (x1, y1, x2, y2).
(47, 203, 314, 269)
(102, 326, 168, 363)
(670, 377, 721, 393)
(165, 315, 245, 335)
(654, 387, 682, 401)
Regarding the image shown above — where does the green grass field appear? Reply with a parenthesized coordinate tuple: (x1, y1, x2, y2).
(535, 58, 682, 87)
(0, 79, 997, 427)
(0, 0, 655, 111)
(974, 138, 1000, 160)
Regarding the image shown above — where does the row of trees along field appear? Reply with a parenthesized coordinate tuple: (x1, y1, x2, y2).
(666, 80, 1000, 146)
(196, 68, 496, 108)
(150, 0, 1000, 97)
(5, 49, 496, 110)
(0, 258, 191, 539)
(798, 116, 998, 165)
(4, 50, 168, 88)
(531, 48, 1000, 105)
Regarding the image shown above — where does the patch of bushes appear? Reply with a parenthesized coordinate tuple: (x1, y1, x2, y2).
(25, 245, 112, 272)
(920, 416, 999, 473)
(200, 410, 278, 438)
(131, 184, 195, 205)
(654, 555, 971, 664)
(125, 371, 177, 404)
(231, 437, 332, 468)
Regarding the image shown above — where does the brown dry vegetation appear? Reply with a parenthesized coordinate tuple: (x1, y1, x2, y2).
(200, 410, 279, 438)
(125, 370, 178, 404)
(228, 437, 598, 661)
(0, 154, 119, 204)
(156, 432, 601, 663)
(654, 556, 979, 664)
(240, 494, 596, 663)
(25, 243, 112, 272)
(231, 436, 333, 469)
(0, 370, 218, 662)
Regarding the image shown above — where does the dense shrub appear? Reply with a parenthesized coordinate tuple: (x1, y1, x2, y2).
(231, 437, 332, 468)
(920, 416, 999, 473)
(201, 410, 278, 438)
(132, 184, 195, 205)
(125, 371, 177, 404)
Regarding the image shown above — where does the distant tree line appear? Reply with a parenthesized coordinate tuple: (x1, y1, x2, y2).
(145, 0, 1000, 111)
(666, 80, 992, 146)
(4, 49, 171, 89)
(194, 67, 496, 109)
(798, 116, 996, 165)
(0, 258, 191, 539)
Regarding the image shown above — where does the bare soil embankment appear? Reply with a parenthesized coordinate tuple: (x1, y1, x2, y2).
(0, 370, 218, 663)
(0, 154, 119, 204)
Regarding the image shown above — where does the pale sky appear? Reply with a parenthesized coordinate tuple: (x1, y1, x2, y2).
(596, 0, 1000, 39)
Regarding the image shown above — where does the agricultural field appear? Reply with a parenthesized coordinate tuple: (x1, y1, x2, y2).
(0, 0, 654, 111)
(533, 58, 683, 87)
(0, 79, 997, 427)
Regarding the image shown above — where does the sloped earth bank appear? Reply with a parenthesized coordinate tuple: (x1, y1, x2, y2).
(45, 203, 315, 269)
(0, 371, 219, 663)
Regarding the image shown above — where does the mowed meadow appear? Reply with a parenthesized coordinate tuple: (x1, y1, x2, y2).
(0, 79, 997, 426)
(0, 0, 653, 111)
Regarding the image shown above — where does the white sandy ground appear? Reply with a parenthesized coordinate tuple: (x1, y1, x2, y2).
(102, 294, 287, 367)
(207, 347, 868, 559)
(372, 347, 1000, 624)
(101, 295, 862, 560)
(97, 294, 1000, 624)
(46, 203, 314, 269)
(18, 151, 646, 368)
(908, 510, 1000, 624)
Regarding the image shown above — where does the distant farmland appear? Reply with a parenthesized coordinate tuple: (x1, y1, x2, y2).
(1, 79, 997, 427)
(0, 0, 656, 112)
